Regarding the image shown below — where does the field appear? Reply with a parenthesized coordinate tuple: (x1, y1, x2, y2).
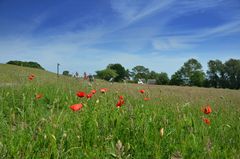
(0, 64, 240, 158)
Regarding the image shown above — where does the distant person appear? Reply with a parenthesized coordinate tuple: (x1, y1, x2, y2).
(88, 74, 94, 83)
(83, 72, 88, 80)
(75, 72, 79, 78)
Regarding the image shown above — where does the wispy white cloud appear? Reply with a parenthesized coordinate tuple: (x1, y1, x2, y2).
(199, 20, 240, 37)
(110, 0, 229, 26)
(152, 19, 240, 51)
(109, 0, 240, 51)
(110, 0, 175, 25)
(152, 37, 196, 50)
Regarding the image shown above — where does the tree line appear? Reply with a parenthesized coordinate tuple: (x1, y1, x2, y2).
(96, 58, 240, 89)
(7, 60, 45, 70)
(6, 59, 239, 89)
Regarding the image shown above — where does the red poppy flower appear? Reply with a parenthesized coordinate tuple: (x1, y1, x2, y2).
(91, 90, 97, 94)
(86, 93, 93, 99)
(76, 91, 85, 98)
(28, 76, 33, 80)
(36, 94, 43, 99)
(119, 96, 124, 100)
(203, 118, 210, 125)
(69, 103, 83, 111)
(139, 89, 145, 94)
(116, 99, 124, 108)
(28, 74, 35, 80)
(202, 105, 212, 115)
(100, 88, 107, 93)
(144, 97, 150, 101)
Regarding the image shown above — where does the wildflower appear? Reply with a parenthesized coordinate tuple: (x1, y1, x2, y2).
(76, 91, 85, 98)
(35, 93, 43, 99)
(116, 101, 122, 108)
(86, 93, 93, 99)
(119, 95, 124, 100)
(139, 89, 145, 94)
(69, 103, 83, 111)
(100, 88, 107, 93)
(203, 118, 211, 125)
(91, 90, 97, 94)
(28, 74, 35, 80)
(116, 98, 124, 108)
(144, 97, 150, 101)
(28, 76, 34, 80)
(202, 105, 212, 115)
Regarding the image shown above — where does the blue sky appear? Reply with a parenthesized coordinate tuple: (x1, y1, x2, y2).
(0, 0, 240, 76)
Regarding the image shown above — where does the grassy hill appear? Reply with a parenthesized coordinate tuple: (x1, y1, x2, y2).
(0, 64, 240, 158)
(0, 64, 67, 84)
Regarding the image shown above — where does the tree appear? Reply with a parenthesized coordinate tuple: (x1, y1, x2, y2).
(131, 65, 150, 81)
(63, 70, 70, 76)
(190, 71, 205, 86)
(96, 68, 118, 81)
(125, 69, 131, 80)
(157, 72, 169, 85)
(170, 58, 205, 86)
(107, 64, 126, 82)
(206, 60, 224, 88)
(170, 70, 184, 85)
(180, 58, 204, 85)
(7, 60, 45, 70)
(224, 59, 240, 89)
(148, 71, 159, 79)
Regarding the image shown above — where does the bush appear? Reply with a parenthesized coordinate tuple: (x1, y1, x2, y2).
(7, 60, 45, 70)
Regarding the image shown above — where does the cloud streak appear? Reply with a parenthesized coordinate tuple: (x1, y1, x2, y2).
(0, 0, 240, 75)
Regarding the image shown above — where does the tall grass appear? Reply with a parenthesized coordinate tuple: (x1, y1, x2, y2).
(0, 64, 240, 158)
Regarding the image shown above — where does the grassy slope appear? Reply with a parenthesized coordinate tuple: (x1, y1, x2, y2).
(0, 64, 240, 158)
(0, 64, 68, 84)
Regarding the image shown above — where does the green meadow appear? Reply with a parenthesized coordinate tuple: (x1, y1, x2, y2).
(0, 64, 240, 158)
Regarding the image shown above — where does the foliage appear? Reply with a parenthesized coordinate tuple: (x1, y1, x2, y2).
(207, 60, 224, 88)
(7, 60, 45, 70)
(170, 70, 184, 85)
(96, 68, 118, 81)
(63, 70, 71, 76)
(125, 69, 131, 80)
(206, 59, 240, 89)
(6, 57, 240, 90)
(171, 59, 205, 86)
(180, 58, 205, 86)
(131, 65, 150, 81)
(224, 59, 240, 89)
(156, 72, 169, 85)
(190, 71, 205, 86)
(107, 63, 126, 82)
(148, 71, 159, 79)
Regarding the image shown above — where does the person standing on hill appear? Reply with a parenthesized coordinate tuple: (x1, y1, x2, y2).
(83, 72, 88, 80)
(88, 74, 94, 83)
